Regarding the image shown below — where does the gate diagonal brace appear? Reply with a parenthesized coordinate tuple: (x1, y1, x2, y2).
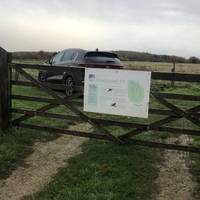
(188, 104, 200, 113)
(119, 94, 200, 140)
(118, 117, 179, 141)
(153, 93, 200, 128)
(119, 129, 146, 141)
(14, 65, 123, 144)
(12, 103, 58, 125)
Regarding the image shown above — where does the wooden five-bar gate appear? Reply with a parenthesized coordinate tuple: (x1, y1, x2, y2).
(1, 47, 200, 153)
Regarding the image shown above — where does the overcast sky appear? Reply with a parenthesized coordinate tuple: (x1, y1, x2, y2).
(0, 0, 200, 57)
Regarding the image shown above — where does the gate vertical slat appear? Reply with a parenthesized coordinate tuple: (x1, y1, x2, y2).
(0, 47, 11, 130)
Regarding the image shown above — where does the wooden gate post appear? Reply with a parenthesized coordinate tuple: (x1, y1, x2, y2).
(0, 47, 11, 130)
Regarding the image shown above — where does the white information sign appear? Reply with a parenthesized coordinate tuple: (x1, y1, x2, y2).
(84, 68, 151, 118)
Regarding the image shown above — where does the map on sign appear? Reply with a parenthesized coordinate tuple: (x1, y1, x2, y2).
(84, 68, 151, 118)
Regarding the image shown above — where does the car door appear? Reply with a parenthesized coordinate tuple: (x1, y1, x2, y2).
(46, 51, 65, 83)
(58, 50, 80, 84)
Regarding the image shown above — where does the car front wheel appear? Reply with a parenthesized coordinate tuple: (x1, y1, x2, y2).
(38, 72, 46, 82)
(65, 76, 74, 97)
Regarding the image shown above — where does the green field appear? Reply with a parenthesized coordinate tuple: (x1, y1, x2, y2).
(123, 61, 200, 73)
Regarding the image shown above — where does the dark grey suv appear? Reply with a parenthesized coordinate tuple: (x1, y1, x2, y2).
(38, 48, 123, 96)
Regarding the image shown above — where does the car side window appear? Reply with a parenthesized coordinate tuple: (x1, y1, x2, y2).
(52, 52, 64, 64)
(61, 50, 76, 62)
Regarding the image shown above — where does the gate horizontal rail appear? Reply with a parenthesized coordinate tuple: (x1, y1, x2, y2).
(12, 62, 200, 82)
(8, 62, 200, 153)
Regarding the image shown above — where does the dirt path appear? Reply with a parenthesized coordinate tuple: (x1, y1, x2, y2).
(0, 123, 92, 200)
(0, 123, 198, 200)
(156, 135, 197, 200)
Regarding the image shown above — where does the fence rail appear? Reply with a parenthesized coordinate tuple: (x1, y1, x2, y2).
(12, 62, 200, 82)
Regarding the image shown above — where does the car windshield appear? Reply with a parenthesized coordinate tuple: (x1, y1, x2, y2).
(84, 52, 121, 64)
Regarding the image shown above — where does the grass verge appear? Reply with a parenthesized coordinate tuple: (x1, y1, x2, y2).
(0, 128, 57, 179)
(190, 140, 200, 199)
(24, 140, 161, 200)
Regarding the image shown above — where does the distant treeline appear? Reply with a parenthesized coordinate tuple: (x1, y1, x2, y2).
(113, 51, 200, 64)
(12, 51, 56, 61)
(12, 50, 200, 64)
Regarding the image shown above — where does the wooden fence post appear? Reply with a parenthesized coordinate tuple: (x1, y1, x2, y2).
(171, 61, 176, 87)
(0, 47, 11, 130)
